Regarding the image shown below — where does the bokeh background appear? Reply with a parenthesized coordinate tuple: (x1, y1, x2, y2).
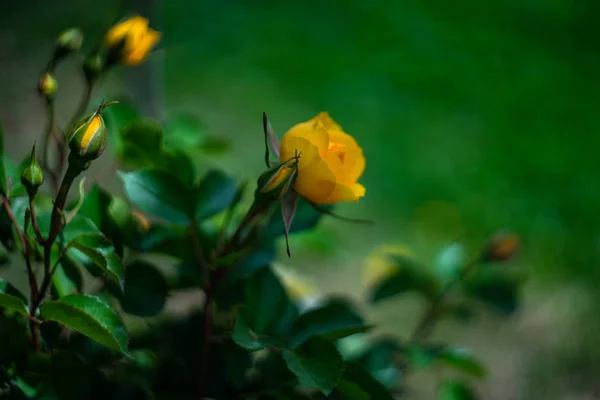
(2, 1, 600, 398)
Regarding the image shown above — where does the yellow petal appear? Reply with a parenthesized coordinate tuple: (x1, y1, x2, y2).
(309, 112, 343, 131)
(105, 15, 146, 46)
(351, 182, 366, 197)
(282, 121, 329, 157)
(280, 136, 320, 170)
(124, 29, 161, 66)
(320, 182, 364, 204)
(327, 128, 358, 148)
(323, 152, 346, 182)
(293, 159, 336, 203)
(342, 146, 365, 182)
(81, 116, 103, 151)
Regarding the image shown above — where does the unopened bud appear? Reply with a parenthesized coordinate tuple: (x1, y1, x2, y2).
(482, 232, 520, 262)
(256, 158, 298, 202)
(21, 144, 44, 198)
(38, 73, 58, 102)
(54, 28, 83, 61)
(69, 113, 107, 163)
(83, 53, 105, 83)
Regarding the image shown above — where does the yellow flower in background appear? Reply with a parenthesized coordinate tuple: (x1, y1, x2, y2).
(105, 15, 161, 66)
(279, 112, 365, 205)
(363, 244, 414, 289)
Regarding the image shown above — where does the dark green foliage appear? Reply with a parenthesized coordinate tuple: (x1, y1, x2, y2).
(369, 254, 439, 303)
(0, 14, 527, 398)
(282, 336, 344, 395)
(118, 261, 168, 317)
(40, 294, 129, 353)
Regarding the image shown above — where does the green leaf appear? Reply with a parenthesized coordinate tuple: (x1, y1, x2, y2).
(65, 177, 87, 223)
(52, 255, 83, 298)
(119, 261, 167, 317)
(289, 298, 370, 347)
(0, 278, 27, 302)
(69, 243, 125, 290)
(77, 184, 112, 228)
(11, 377, 39, 398)
(195, 169, 238, 220)
(370, 255, 438, 304)
(102, 99, 140, 151)
(3, 156, 27, 198)
(119, 168, 195, 225)
(119, 118, 165, 169)
(439, 347, 487, 378)
(435, 379, 478, 400)
(200, 136, 230, 154)
(0, 278, 28, 316)
(435, 243, 467, 285)
(0, 120, 7, 196)
(40, 294, 128, 353)
(462, 270, 520, 315)
(263, 196, 327, 238)
(220, 243, 276, 284)
(342, 361, 395, 400)
(59, 215, 104, 244)
(0, 250, 9, 266)
(164, 113, 206, 149)
(406, 344, 486, 378)
(163, 148, 196, 187)
(108, 195, 133, 229)
(282, 336, 344, 395)
(336, 379, 370, 400)
(357, 338, 402, 389)
(231, 313, 267, 351)
(243, 268, 298, 336)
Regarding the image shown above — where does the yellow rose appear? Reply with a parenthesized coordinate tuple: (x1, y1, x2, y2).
(105, 15, 161, 66)
(279, 112, 365, 205)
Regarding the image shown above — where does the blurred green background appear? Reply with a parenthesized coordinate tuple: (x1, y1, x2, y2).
(2, 0, 600, 398)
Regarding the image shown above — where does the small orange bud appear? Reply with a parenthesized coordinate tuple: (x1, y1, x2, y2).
(483, 233, 520, 262)
(132, 211, 150, 234)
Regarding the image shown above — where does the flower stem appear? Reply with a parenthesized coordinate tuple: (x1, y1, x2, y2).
(191, 219, 212, 399)
(410, 260, 478, 342)
(1, 195, 40, 348)
(29, 164, 81, 320)
(40, 102, 61, 193)
(29, 198, 45, 244)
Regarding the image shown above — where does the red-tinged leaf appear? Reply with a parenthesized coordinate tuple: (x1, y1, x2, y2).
(263, 112, 280, 166)
(281, 190, 299, 257)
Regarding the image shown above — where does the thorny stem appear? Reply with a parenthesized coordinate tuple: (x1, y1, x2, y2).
(192, 219, 212, 399)
(410, 259, 479, 342)
(196, 198, 276, 398)
(30, 164, 81, 323)
(29, 198, 45, 244)
(226, 203, 269, 253)
(1, 196, 40, 349)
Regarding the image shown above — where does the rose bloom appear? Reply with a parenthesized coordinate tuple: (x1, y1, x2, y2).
(279, 113, 365, 205)
(105, 15, 161, 66)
